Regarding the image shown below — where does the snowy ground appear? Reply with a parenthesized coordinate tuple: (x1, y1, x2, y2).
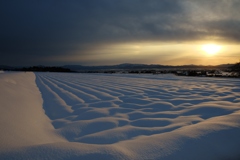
(1, 72, 240, 160)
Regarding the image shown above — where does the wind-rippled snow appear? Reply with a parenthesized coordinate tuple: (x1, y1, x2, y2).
(1, 72, 240, 160)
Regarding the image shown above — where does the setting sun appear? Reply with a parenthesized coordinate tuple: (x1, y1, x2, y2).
(201, 44, 221, 55)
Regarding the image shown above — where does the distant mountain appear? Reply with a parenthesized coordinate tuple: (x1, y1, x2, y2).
(1, 63, 235, 72)
(63, 64, 171, 71)
(216, 64, 234, 68)
(63, 63, 233, 71)
(229, 63, 240, 71)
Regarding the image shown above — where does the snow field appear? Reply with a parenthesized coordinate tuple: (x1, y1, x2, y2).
(0, 72, 240, 159)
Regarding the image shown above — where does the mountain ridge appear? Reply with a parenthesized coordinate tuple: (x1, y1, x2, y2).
(63, 63, 234, 71)
(0, 63, 235, 71)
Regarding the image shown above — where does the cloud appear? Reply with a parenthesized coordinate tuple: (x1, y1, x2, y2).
(0, 0, 239, 65)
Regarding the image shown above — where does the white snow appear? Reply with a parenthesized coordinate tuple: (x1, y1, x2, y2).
(0, 72, 240, 160)
(0, 72, 65, 150)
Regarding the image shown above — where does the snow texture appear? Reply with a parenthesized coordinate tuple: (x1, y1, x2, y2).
(0, 72, 240, 160)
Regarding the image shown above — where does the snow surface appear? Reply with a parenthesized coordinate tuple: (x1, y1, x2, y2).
(1, 72, 240, 160)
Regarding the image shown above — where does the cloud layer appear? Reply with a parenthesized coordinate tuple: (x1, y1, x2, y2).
(0, 0, 239, 65)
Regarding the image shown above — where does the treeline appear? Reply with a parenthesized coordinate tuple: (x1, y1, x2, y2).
(18, 66, 74, 72)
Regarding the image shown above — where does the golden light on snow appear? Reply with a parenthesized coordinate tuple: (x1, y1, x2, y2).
(201, 44, 221, 55)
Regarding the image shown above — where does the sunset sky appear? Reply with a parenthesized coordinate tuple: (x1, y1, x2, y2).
(0, 0, 240, 66)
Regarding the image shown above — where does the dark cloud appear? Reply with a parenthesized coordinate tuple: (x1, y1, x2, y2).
(204, 19, 240, 42)
(0, 0, 239, 65)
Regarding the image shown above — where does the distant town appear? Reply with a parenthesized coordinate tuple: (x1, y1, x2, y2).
(1, 62, 240, 78)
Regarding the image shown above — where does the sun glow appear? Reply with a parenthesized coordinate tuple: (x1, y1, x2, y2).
(201, 44, 221, 55)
